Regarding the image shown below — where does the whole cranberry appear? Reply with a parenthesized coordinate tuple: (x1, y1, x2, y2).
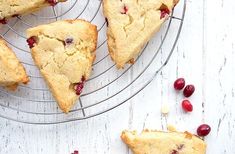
(73, 150, 79, 154)
(181, 100, 193, 112)
(174, 78, 185, 90)
(183, 85, 195, 97)
(197, 124, 211, 137)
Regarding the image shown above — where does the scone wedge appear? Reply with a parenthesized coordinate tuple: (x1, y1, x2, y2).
(0, 0, 67, 23)
(26, 20, 98, 113)
(103, 0, 179, 68)
(121, 130, 206, 154)
(0, 38, 29, 90)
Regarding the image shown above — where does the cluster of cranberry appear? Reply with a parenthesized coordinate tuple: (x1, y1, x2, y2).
(174, 78, 211, 137)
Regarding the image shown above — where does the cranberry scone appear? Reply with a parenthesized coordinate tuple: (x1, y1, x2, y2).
(103, 0, 179, 68)
(0, 0, 67, 24)
(0, 38, 29, 90)
(26, 20, 98, 113)
(121, 130, 206, 154)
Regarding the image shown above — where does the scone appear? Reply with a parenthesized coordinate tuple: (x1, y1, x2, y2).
(0, 38, 29, 90)
(121, 130, 206, 154)
(0, 0, 67, 24)
(26, 20, 98, 113)
(103, 0, 179, 68)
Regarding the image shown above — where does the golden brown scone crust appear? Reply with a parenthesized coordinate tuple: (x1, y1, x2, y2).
(0, 0, 67, 20)
(121, 130, 206, 154)
(103, 0, 179, 69)
(0, 38, 29, 90)
(27, 20, 98, 113)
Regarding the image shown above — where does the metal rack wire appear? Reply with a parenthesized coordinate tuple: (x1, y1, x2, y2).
(0, 0, 186, 124)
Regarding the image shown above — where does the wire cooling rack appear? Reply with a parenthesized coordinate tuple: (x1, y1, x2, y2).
(0, 0, 186, 124)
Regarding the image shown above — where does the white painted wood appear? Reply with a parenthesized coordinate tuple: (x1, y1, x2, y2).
(0, 0, 235, 153)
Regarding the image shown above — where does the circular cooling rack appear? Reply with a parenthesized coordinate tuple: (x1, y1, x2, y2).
(0, 0, 186, 124)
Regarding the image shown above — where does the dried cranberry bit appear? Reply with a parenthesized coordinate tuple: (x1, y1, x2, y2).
(0, 18, 7, 24)
(197, 124, 211, 137)
(160, 4, 170, 19)
(121, 5, 128, 14)
(174, 78, 185, 90)
(74, 76, 86, 95)
(46, 0, 58, 6)
(65, 37, 74, 45)
(26, 36, 37, 48)
(181, 100, 193, 112)
(183, 84, 195, 97)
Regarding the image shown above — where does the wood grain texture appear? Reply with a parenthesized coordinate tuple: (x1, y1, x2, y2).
(0, 0, 235, 153)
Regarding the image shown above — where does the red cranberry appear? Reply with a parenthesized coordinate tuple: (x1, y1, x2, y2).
(46, 0, 58, 6)
(197, 124, 211, 137)
(74, 76, 86, 95)
(73, 150, 79, 154)
(174, 78, 185, 90)
(181, 100, 193, 112)
(0, 18, 7, 24)
(183, 85, 195, 97)
(26, 36, 37, 48)
(121, 5, 128, 14)
(160, 8, 170, 19)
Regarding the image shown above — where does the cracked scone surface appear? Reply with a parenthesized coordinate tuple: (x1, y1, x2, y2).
(27, 20, 98, 113)
(121, 130, 206, 154)
(103, 0, 179, 68)
(0, 38, 29, 90)
(0, 0, 67, 21)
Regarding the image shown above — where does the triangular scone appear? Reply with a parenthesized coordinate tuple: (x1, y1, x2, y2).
(121, 130, 206, 154)
(103, 0, 179, 68)
(0, 38, 29, 90)
(0, 0, 67, 23)
(26, 20, 98, 113)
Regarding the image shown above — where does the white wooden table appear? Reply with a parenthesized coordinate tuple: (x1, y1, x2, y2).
(0, 0, 235, 153)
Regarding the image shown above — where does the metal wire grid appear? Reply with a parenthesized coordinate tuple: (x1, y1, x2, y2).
(0, 0, 186, 124)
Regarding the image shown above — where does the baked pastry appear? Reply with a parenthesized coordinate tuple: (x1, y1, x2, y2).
(103, 0, 179, 68)
(0, 38, 29, 90)
(26, 20, 98, 113)
(0, 0, 67, 24)
(121, 130, 206, 154)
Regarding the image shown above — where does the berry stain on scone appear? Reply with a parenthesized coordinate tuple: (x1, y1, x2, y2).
(103, 0, 179, 68)
(0, 38, 29, 90)
(121, 130, 207, 154)
(0, 0, 67, 24)
(26, 20, 98, 113)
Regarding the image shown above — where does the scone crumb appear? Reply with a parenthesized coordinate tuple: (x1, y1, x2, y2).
(161, 104, 169, 115)
(167, 125, 177, 132)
